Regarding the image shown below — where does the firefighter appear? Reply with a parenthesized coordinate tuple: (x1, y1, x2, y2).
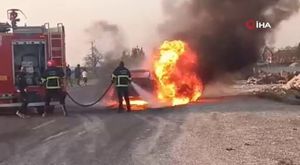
(112, 61, 132, 113)
(15, 66, 30, 118)
(41, 60, 67, 117)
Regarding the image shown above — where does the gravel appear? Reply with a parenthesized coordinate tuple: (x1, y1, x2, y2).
(156, 100, 300, 165)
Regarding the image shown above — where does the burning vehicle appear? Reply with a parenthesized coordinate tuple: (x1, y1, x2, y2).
(130, 69, 155, 96)
(107, 40, 204, 110)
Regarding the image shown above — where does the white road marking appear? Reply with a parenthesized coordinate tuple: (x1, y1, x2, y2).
(76, 130, 87, 137)
(43, 131, 69, 142)
(32, 120, 56, 130)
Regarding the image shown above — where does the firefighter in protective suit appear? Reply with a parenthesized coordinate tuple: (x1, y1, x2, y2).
(15, 66, 30, 118)
(41, 60, 67, 117)
(112, 61, 132, 113)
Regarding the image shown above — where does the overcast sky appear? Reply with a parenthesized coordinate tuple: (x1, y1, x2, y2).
(1, 0, 300, 66)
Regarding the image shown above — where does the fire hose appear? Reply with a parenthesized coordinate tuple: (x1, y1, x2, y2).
(66, 83, 113, 107)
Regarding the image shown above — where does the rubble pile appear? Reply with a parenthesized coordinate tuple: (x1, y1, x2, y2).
(255, 86, 288, 97)
(247, 71, 295, 85)
(283, 74, 300, 90)
(254, 74, 300, 104)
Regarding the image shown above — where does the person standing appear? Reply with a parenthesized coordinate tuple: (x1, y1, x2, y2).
(112, 61, 131, 113)
(74, 64, 81, 86)
(66, 64, 73, 87)
(15, 66, 30, 118)
(82, 68, 88, 86)
(41, 60, 68, 117)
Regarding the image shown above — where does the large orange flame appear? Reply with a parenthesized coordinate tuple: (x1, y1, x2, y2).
(153, 40, 203, 106)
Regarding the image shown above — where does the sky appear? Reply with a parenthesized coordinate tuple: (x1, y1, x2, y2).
(1, 0, 300, 66)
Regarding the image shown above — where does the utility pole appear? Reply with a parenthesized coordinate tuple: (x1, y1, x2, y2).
(91, 41, 95, 56)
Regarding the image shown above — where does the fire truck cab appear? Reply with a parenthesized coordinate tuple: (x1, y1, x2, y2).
(0, 9, 66, 111)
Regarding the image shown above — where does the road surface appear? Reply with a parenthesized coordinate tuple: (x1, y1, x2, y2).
(0, 85, 299, 165)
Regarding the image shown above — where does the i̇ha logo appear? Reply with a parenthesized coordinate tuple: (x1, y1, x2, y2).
(245, 19, 272, 30)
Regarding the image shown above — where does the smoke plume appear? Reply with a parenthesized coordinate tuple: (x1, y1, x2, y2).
(86, 21, 127, 60)
(159, 0, 300, 83)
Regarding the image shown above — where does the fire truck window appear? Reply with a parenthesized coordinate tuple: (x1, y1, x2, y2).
(13, 44, 46, 86)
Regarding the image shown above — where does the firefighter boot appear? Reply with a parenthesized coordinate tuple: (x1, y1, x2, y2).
(125, 98, 131, 112)
(42, 106, 49, 117)
(127, 105, 131, 113)
(118, 100, 124, 113)
(16, 111, 26, 119)
(42, 112, 47, 117)
(61, 105, 68, 117)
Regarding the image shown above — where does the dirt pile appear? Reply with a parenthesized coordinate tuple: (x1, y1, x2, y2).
(247, 71, 296, 85)
(283, 74, 300, 90)
(254, 74, 300, 104)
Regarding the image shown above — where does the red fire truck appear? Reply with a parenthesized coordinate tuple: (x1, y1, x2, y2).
(0, 9, 66, 113)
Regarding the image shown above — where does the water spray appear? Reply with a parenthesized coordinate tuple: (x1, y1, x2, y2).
(131, 82, 166, 108)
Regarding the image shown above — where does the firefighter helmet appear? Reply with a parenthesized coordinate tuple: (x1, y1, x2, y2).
(47, 60, 56, 67)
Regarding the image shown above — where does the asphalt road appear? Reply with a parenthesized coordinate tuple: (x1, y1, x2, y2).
(0, 85, 299, 165)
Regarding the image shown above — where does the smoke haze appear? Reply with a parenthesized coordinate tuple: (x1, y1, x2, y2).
(85, 21, 127, 60)
(159, 0, 300, 82)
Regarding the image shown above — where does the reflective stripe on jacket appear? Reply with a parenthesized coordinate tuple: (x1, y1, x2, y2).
(112, 74, 131, 87)
(45, 76, 61, 89)
(112, 66, 131, 87)
(42, 66, 65, 89)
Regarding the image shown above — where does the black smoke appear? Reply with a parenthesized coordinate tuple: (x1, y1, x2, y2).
(159, 0, 300, 83)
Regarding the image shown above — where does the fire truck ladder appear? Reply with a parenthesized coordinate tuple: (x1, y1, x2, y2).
(47, 23, 65, 67)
